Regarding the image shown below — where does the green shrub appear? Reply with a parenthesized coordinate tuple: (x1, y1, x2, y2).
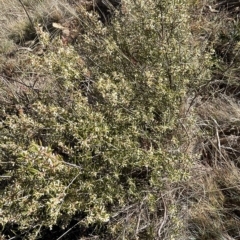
(0, 0, 212, 238)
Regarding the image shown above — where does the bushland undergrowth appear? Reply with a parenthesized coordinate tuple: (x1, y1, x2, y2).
(0, 0, 240, 239)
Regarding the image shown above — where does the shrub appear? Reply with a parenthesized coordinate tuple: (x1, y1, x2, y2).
(0, 0, 212, 238)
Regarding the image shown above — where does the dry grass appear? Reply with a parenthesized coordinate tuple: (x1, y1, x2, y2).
(179, 1, 240, 239)
(0, 0, 84, 110)
(187, 95, 240, 239)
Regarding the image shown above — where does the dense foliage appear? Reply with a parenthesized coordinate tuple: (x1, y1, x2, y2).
(3, 0, 240, 239)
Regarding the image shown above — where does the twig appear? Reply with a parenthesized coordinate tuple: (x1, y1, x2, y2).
(158, 193, 168, 238)
(18, 0, 35, 29)
(56, 221, 81, 240)
(111, 204, 137, 219)
(63, 161, 82, 169)
(207, 5, 219, 13)
(212, 118, 221, 152)
(135, 197, 147, 236)
(0, 175, 11, 178)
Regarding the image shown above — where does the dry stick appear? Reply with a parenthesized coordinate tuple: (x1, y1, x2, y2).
(158, 193, 168, 238)
(56, 221, 82, 240)
(211, 117, 227, 164)
(55, 172, 82, 240)
(135, 197, 147, 236)
(18, 0, 35, 29)
(0, 175, 11, 178)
